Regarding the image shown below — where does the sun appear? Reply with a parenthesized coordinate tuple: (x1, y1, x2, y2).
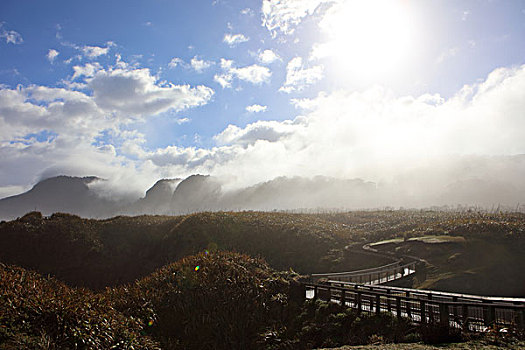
(314, 0, 415, 83)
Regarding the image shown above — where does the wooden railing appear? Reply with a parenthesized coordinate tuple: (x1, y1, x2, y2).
(311, 260, 417, 285)
(304, 282, 525, 331)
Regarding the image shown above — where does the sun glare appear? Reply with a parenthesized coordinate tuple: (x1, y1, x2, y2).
(315, 0, 415, 83)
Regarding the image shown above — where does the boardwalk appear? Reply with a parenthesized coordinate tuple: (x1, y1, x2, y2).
(305, 245, 525, 331)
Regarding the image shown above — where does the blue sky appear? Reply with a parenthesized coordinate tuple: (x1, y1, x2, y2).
(1, 0, 525, 198)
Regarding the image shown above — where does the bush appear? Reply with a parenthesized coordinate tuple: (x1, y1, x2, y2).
(0, 263, 159, 349)
(108, 251, 303, 350)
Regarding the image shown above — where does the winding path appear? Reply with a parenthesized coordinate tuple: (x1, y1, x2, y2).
(305, 241, 525, 331)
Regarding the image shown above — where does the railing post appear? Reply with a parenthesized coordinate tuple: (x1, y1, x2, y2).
(484, 304, 495, 327)
(313, 286, 318, 301)
(462, 304, 469, 331)
(396, 296, 401, 319)
(405, 291, 411, 318)
(440, 303, 449, 327)
(376, 294, 381, 314)
(357, 292, 362, 314)
(420, 300, 426, 323)
(341, 289, 346, 307)
(518, 307, 524, 330)
(427, 294, 434, 323)
(387, 290, 392, 313)
(452, 296, 458, 318)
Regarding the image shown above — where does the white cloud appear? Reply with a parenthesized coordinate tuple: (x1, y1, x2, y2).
(214, 59, 271, 88)
(4, 63, 525, 206)
(279, 57, 324, 93)
(0, 25, 23, 44)
(72, 62, 102, 80)
(220, 58, 234, 70)
(87, 67, 214, 117)
(47, 49, 60, 63)
(262, 0, 333, 36)
(0, 62, 217, 198)
(258, 49, 280, 64)
(134, 64, 525, 194)
(168, 57, 184, 69)
(190, 56, 213, 73)
(246, 104, 267, 113)
(214, 73, 233, 89)
(240, 8, 254, 16)
(168, 56, 213, 72)
(223, 33, 249, 46)
(215, 120, 300, 146)
(82, 44, 111, 59)
(0, 85, 107, 143)
(175, 117, 190, 124)
(234, 65, 272, 84)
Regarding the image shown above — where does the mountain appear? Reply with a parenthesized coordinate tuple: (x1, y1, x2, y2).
(126, 178, 181, 215)
(171, 174, 222, 213)
(2, 155, 525, 220)
(0, 176, 121, 220)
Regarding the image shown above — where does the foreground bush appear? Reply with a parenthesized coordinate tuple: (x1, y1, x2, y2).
(108, 251, 304, 350)
(0, 263, 159, 349)
(264, 300, 415, 349)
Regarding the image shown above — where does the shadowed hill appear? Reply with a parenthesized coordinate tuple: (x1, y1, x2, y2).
(0, 211, 350, 290)
(1, 210, 524, 296)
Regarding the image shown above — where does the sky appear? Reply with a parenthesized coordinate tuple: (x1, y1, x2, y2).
(1, 0, 525, 199)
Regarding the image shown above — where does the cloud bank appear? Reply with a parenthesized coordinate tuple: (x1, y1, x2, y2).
(2, 31, 525, 208)
(128, 64, 525, 202)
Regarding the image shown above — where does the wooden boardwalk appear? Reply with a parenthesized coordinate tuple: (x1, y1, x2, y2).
(305, 246, 525, 331)
(311, 260, 417, 285)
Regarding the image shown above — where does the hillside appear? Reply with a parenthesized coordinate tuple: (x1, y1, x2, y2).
(1, 210, 524, 296)
(0, 211, 367, 289)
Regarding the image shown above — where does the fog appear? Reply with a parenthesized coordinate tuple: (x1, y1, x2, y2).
(1, 65, 525, 217)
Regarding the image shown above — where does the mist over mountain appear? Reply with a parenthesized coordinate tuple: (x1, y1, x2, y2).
(126, 178, 182, 215)
(0, 176, 123, 219)
(1, 154, 525, 220)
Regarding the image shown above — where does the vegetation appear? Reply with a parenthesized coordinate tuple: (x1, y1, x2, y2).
(107, 251, 304, 349)
(0, 252, 416, 349)
(0, 211, 350, 289)
(1, 209, 525, 348)
(0, 263, 159, 349)
(316, 210, 525, 296)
